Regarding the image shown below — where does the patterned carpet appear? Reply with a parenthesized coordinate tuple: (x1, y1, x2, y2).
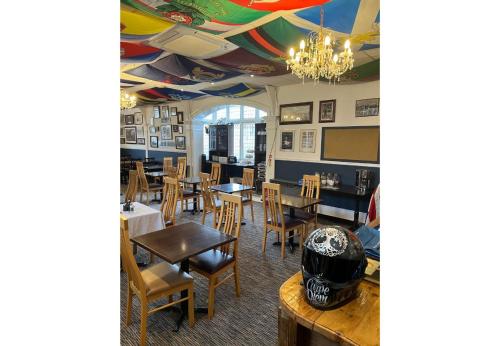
(120, 193, 347, 345)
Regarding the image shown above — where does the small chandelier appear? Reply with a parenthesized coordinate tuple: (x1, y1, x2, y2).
(286, 7, 354, 84)
(120, 89, 137, 109)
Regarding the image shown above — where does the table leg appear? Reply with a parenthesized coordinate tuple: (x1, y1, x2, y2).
(353, 197, 361, 230)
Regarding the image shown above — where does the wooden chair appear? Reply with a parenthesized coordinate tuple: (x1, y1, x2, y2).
(189, 192, 242, 319)
(120, 216, 194, 346)
(241, 168, 255, 223)
(199, 172, 221, 227)
(262, 182, 305, 259)
(163, 157, 173, 172)
(294, 175, 321, 237)
(210, 162, 222, 184)
(124, 170, 138, 202)
(160, 176, 179, 227)
(177, 157, 187, 180)
(136, 161, 163, 205)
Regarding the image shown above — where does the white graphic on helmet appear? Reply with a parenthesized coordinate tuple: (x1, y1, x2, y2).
(308, 227, 348, 257)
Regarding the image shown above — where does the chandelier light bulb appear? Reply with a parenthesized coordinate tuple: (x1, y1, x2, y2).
(344, 39, 351, 49)
(324, 35, 331, 46)
(299, 40, 305, 50)
(289, 47, 295, 58)
(333, 54, 339, 62)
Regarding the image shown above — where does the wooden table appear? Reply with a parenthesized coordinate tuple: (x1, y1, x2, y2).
(210, 183, 253, 225)
(279, 272, 380, 346)
(131, 222, 236, 330)
(277, 194, 322, 253)
(180, 177, 216, 213)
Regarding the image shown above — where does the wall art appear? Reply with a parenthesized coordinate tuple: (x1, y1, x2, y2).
(319, 100, 336, 123)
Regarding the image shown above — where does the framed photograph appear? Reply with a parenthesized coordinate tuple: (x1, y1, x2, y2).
(160, 125, 172, 140)
(137, 138, 145, 145)
(171, 107, 177, 116)
(299, 129, 317, 153)
(279, 102, 313, 125)
(160, 140, 168, 147)
(120, 113, 125, 125)
(177, 111, 184, 124)
(178, 125, 183, 134)
(319, 99, 336, 123)
(124, 126, 137, 144)
(134, 112, 143, 125)
(125, 114, 134, 125)
(166, 140, 175, 147)
(149, 125, 156, 135)
(120, 138, 125, 144)
(150, 136, 158, 148)
(136, 126, 144, 138)
(175, 136, 186, 150)
(355, 98, 380, 117)
(172, 125, 179, 133)
(161, 105, 169, 123)
(120, 127, 124, 137)
(153, 106, 161, 118)
(280, 130, 295, 151)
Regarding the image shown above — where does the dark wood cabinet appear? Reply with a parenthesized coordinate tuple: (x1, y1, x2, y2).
(208, 125, 234, 161)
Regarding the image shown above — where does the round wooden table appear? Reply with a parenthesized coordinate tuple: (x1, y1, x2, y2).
(279, 272, 380, 346)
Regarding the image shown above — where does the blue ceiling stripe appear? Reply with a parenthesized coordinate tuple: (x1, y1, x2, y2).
(375, 11, 380, 24)
(360, 43, 380, 51)
(296, 0, 361, 34)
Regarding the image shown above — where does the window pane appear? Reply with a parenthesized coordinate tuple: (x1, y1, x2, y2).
(229, 105, 241, 120)
(259, 110, 267, 118)
(242, 123, 255, 162)
(216, 108, 226, 120)
(203, 113, 213, 122)
(203, 127, 209, 158)
(233, 124, 240, 160)
(243, 106, 256, 119)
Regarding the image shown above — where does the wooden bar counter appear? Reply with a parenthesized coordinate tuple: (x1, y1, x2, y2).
(279, 272, 379, 346)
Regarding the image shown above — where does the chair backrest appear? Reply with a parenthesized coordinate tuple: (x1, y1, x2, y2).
(199, 172, 216, 211)
(165, 166, 178, 178)
(135, 161, 148, 189)
(242, 168, 254, 187)
(210, 163, 222, 184)
(262, 182, 285, 229)
(125, 170, 138, 202)
(177, 157, 187, 179)
(161, 176, 179, 225)
(301, 174, 321, 199)
(163, 157, 173, 173)
(120, 216, 146, 298)
(216, 192, 242, 255)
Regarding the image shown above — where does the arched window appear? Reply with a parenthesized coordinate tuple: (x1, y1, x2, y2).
(196, 105, 267, 161)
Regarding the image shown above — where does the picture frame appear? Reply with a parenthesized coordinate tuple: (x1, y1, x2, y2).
(149, 125, 156, 135)
(355, 98, 380, 117)
(299, 129, 317, 153)
(125, 114, 134, 125)
(160, 125, 173, 140)
(280, 130, 295, 151)
(319, 100, 336, 123)
(178, 125, 183, 134)
(134, 112, 143, 125)
(172, 124, 179, 133)
(177, 111, 184, 124)
(120, 138, 125, 144)
(166, 140, 175, 147)
(161, 105, 169, 123)
(175, 136, 186, 150)
(124, 126, 137, 144)
(150, 135, 158, 148)
(120, 113, 125, 125)
(137, 138, 145, 145)
(170, 107, 177, 116)
(120, 127, 124, 137)
(279, 102, 313, 125)
(153, 106, 161, 118)
(136, 126, 144, 138)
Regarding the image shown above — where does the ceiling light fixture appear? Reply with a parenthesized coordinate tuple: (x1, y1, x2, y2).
(120, 89, 137, 109)
(286, 7, 354, 84)
(250, 74, 254, 78)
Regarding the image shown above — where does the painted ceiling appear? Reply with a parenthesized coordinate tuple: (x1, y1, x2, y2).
(120, 0, 380, 103)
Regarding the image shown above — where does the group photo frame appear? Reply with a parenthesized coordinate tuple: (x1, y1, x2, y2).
(279, 102, 313, 125)
(355, 98, 380, 117)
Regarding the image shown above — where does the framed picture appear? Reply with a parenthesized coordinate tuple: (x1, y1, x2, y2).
(166, 140, 175, 147)
(172, 124, 179, 133)
(150, 136, 158, 148)
(120, 127, 124, 137)
(177, 111, 184, 124)
(178, 125, 183, 134)
(160, 125, 172, 140)
(319, 100, 336, 123)
(136, 126, 144, 138)
(153, 106, 161, 118)
(160, 140, 168, 147)
(175, 136, 186, 150)
(134, 112, 143, 125)
(279, 102, 313, 125)
(171, 107, 177, 116)
(124, 126, 137, 144)
(125, 114, 134, 125)
(355, 98, 380, 117)
(120, 138, 125, 144)
(120, 113, 125, 125)
(149, 125, 156, 135)
(280, 130, 295, 151)
(137, 138, 145, 145)
(161, 105, 169, 123)
(299, 129, 317, 153)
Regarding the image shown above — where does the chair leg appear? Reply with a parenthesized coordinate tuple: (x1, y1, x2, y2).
(208, 276, 216, 320)
(262, 229, 268, 254)
(234, 262, 241, 297)
(140, 302, 148, 346)
(149, 253, 155, 264)
(188, 286, 195, 327)
(212, 211, 217, 228)
(250, 201, 254, 223)
(281, 229, 286, 259)
(139, 190, 143, 203)
(201, 209, 207, 225)
(126, 284, 133, 326)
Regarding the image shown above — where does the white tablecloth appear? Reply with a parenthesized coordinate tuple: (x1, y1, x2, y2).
(121, 202, 165, 238)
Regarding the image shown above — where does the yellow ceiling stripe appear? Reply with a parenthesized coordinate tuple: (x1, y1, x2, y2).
(121, 7, 174, 36)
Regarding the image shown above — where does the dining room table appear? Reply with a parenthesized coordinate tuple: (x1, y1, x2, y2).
(130, 221, 236, 331)
(210, 183, 254, 225)
(180, 176, 216, 213)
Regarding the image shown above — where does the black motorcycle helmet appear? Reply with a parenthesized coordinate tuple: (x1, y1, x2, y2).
(301, 225, 368, 310)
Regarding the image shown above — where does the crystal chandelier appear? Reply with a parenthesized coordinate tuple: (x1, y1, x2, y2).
(120, 89, 137, 109)
(286, 8, 354, 84)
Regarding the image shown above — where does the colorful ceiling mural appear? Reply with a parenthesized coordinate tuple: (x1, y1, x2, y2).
(120, 0, 380, 100)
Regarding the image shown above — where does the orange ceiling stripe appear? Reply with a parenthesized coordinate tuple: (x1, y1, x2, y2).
(248, 29, 285, 57)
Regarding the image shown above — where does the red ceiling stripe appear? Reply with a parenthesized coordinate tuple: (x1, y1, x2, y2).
(248, 29, 285, 57)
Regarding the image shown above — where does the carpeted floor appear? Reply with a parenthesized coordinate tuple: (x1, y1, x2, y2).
(120, 192, 348, 345)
